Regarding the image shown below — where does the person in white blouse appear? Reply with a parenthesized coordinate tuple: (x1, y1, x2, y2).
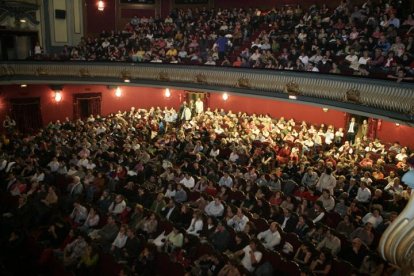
(79, 207, 100, 233)
(316, 167, 336, 195)
(111, 224, 128, 252)
(195, 98, 204, 115)
(235, 239, 263, 272)
(108, 194, 127, 215)
(362, 209, 383, 229)
(227, 208, 249, 232)
(70, 201, 88, 225)
(187, 210, 204, 236)
(355, 181, 371, 203)
(180, 173, 195, 189)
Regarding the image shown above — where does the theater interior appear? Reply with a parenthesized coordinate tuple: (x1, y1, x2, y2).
(1, 0, 414, 275)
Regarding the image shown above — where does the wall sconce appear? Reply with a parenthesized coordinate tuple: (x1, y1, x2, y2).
(222, 92, 229, 101)
(165, 88, 171, 98)
(115, 87, 122, 97)
(54, 91, 62, 102)
(322, 107, 329, 112)
(98, 0, 105, 11)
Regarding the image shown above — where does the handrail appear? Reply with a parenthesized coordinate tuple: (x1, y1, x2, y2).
(1, 61, 414, 123)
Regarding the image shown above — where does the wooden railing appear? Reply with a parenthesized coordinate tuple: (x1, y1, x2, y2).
(1, 62, 414, 123)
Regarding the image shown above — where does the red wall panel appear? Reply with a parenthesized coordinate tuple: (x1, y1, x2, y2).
(208, 93, 346, 129)
(376, 121, 414, 149)
(85, 0, 117, 34)
(0, 84, 413, 148)
(120, 8, 156, 18)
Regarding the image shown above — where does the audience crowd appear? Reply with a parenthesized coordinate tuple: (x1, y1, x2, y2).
(33, 1, 414, 82)
(0, 99, 413, 275)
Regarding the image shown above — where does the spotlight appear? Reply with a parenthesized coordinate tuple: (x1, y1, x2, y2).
(20, 19, 26, 23)
(115, 87, 122, 97)
(165, 88, 171, 98)
(54, 91, 62, 102)
(124, 79, 130, 83)
(395, 123, 400, 127)
(288, 95, 297, 100)
(20, 84, 27, 88)
(98, 0, 105, 11)
(322, 108, 329, 112)
(222, 93, 229, 101)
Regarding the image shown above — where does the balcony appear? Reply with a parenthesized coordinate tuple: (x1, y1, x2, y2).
(1, 61, 414, 125)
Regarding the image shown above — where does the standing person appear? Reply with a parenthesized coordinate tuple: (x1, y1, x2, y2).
(195, 97, 204, 115)
(215, 33, 228, 60)
(3, 116, 16, 134)
(178, 101, 187, 124)
(346, 117, 358, 144)
(360, 120, 368, 138)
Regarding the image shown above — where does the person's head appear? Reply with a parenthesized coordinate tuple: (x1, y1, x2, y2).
(115, 194, 123, 203)
(322, 189, 330, 199)
(270, 222, 278, 233)
(352, 238, 362, 250)
(364, 222, 373, 232)
(107, 215, 116, 224)
(283, 208, 291, 218)
(214, 197, 221, 205)
(249, 239, 259, 251)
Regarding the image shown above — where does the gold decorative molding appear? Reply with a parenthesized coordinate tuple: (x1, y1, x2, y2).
(237, 77, 251, 88)
(120, 70, 131, 80)
(35, 67, 48, 76)
(195, 73, 207, 84)
(1, 62, 413, 120)
(285, 81, 300, 95)
(158, 71, 170, 81)
(345, 88, 361, 103)
(79, 68, 92, 78)
(0, 65, 15, 76)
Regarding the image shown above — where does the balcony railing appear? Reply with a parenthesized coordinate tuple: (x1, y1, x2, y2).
(1, 61, 414, 123)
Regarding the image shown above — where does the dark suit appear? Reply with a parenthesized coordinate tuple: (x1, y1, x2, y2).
(346, 121, 358, 143)
(161, 206, 180, 224)
(343, 183, 359, 199)
(277, 215, 298, 233)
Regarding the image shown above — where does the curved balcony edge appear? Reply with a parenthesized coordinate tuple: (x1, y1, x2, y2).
(1, 62, 414, 124)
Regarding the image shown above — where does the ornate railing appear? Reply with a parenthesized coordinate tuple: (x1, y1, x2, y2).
(1, 62, 414, 123)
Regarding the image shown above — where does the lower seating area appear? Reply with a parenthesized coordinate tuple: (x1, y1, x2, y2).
(0, 106, 411, 275)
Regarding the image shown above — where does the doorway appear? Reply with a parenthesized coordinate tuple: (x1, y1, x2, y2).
(73, 93, 101, 120)
(9, 97, 43, 133)
(345, 113, 373, 140)
(185, 91, 209, 109)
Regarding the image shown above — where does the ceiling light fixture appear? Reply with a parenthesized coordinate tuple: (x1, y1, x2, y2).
(97, 0, 105, 11)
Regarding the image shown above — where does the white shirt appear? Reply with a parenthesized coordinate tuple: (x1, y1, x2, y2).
(187, 218, 203, 236)
(204, 201, 224, 217)
(112, 232, 128, 248)
(108, 200, 126, 215)
(356, 187, 371, 203)
(348, 122, 355, 133)
(195, 100, 204, 114)
(228, 215, 249, 232)
(180, 176, 195, 189)
(316, 173, 336, 195)
(257, 229, 281, 249)
(241, 245, 263, 272)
